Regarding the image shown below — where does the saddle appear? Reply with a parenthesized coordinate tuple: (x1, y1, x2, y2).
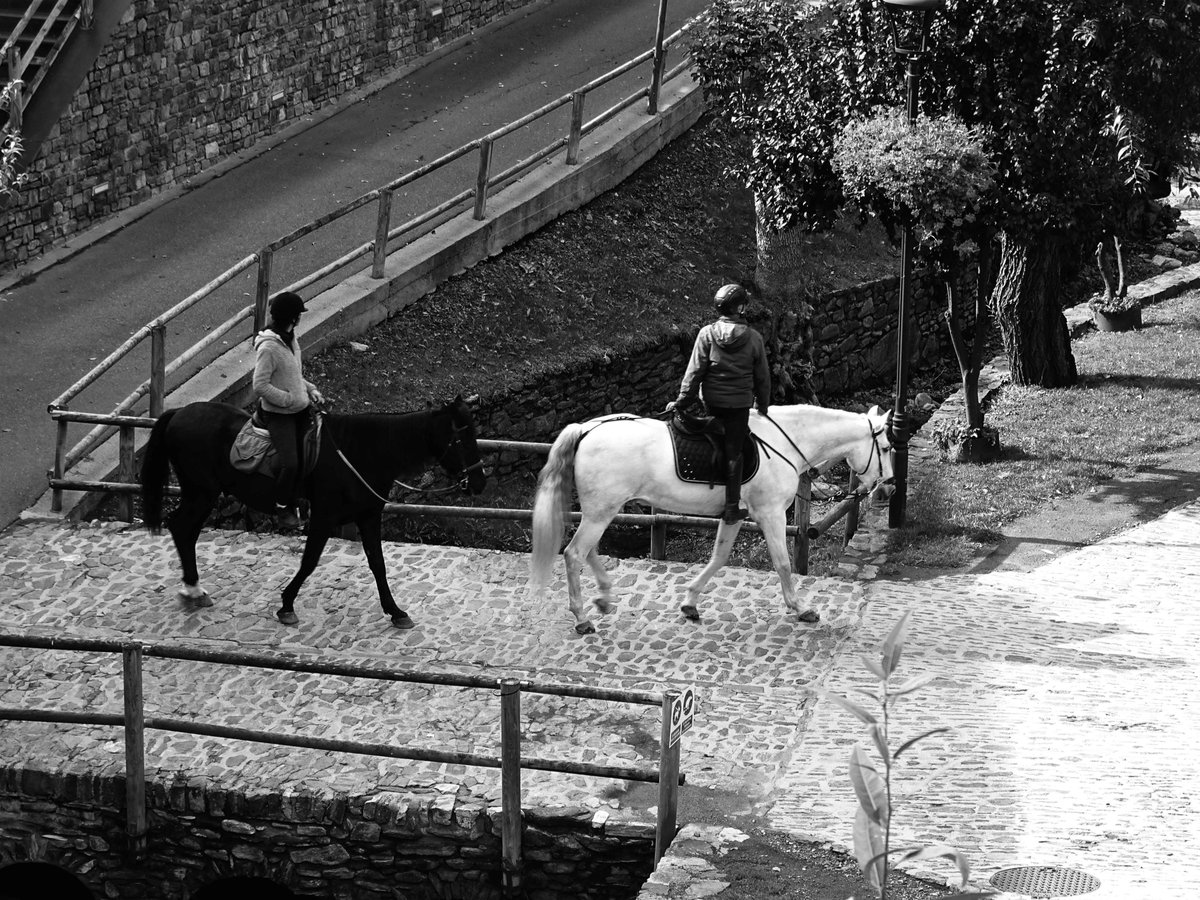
(668, 410, 760, 486)
(230, 410, 323, 478)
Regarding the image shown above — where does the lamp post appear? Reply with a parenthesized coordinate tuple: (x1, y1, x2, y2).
(880, 0, 943, 528)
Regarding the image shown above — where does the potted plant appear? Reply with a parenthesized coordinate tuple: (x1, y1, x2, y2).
(1089, 234, 1142, 332)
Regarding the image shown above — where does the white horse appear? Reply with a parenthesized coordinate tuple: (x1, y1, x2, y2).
(529, 404, 896, 634)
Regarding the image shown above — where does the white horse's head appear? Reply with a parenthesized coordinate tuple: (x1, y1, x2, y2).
(852, 405, 896, 505)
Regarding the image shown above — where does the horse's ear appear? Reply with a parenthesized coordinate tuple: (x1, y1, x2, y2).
(868, 405, 882, 417)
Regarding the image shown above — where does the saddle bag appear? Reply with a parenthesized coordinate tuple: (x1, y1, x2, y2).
(230, 419, 274, 473)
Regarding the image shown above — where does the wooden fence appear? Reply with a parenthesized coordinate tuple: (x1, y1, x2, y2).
(45, 1, 695, 505)
(0, 632, 686, 885)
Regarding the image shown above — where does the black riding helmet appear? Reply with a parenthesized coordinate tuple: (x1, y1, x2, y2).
(714, 283, 749, 315)
(269, 290, 307, 322)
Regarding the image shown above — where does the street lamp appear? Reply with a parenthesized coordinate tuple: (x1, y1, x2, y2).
(880, 0, 943, 528)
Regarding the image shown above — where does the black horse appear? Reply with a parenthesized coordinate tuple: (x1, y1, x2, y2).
(140, 397, 488, 628)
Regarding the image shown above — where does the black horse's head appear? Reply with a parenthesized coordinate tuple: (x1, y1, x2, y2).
(433, 395, 489, 495)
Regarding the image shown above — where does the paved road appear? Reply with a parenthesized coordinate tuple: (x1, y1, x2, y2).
(0, 0, 711, 531)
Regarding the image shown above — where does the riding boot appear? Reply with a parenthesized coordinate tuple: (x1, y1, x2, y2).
(723, 456, 748, 524)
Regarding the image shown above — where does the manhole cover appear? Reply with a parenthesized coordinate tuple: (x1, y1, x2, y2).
(989, 866, 1101, 897)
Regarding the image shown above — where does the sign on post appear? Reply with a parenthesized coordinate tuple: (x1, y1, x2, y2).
(668, 686, 695, 747)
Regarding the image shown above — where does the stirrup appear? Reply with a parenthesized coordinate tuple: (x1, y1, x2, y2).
(722, 504, 749, 524)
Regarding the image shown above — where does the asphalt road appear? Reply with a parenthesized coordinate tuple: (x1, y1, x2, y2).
(0, 0, 711, 531)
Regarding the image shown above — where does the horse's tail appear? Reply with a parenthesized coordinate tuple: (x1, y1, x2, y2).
(140, 408, 178, 535)
(528, 423, 585, 599)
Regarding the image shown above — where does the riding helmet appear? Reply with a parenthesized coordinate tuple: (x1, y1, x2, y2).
(269, 290, 307, 321)
(713, 283, 749, 315)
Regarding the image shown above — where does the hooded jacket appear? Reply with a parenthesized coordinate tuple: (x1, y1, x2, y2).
(675, 316, 771, 411)
(253, 330, 315, 414)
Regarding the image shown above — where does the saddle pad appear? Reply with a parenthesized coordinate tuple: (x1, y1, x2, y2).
(668, 429, 760, 486)
(229, 413, 323, 477)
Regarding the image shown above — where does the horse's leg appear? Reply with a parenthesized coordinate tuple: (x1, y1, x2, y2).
(356, 514, 413, 630)
(277, 524, 331, 626)
(167, 491, 215, 607)
(757, 507, 819, 624)
(680, 519, 743, 621)
(584, 547, 615, 613)
(562, 516, 615, 635)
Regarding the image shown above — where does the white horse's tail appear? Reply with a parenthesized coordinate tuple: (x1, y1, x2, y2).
(529, 423, 585, 598)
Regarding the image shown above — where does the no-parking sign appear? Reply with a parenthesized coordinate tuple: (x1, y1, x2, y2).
(669, 687, 696, 747)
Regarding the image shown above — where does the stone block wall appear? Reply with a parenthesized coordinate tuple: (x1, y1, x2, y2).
(0, 0, 540, 269)
(0, 766, 656, 899)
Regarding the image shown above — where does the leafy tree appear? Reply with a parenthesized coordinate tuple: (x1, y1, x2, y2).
(691, 0, 1200, 389)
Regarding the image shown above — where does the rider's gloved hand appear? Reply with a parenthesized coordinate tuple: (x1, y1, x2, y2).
(665, 400, 678, 413)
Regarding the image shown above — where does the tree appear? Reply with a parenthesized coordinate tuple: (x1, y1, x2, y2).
(691, 0, 1200, 389)
(0, 79, 29, 200)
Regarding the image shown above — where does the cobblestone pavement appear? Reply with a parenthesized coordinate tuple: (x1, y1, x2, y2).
(0, 516, 866, 825)
(770, 497, 1200, 897)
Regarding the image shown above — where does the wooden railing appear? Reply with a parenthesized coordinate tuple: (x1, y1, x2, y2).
(46, 6, 696, 506)
(0, 632, 687, 881)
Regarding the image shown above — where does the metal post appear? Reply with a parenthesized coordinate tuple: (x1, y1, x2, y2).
(474, 138, 493, 220)
(149, 325, 166, 418)
(566, 91, 585, 165)
(254, 249, 273, 335)
(844, 471, 861, 546)
(122, 644, 147, 861)
(372, 189, 394, 278)
(889, 52, 924, 528)
(118, 425, 135, 522)
(648, 0, 670, 114)
(654, 689, 681, 865)
(499, 679, 523, 894)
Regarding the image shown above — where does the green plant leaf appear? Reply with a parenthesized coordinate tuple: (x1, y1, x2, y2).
(849, 745, 889, 826)
(896, 844, 973, 887)
(851, 686, 882, 704)
(894, 727, 951, 760)
(861, 655, 887, 679)
(880, 611, 912, 677)
(817, 689, 877, 725)
(853, 806, 886, 893)
(869, 723, 889, 763)
(890, 673, 937, 697)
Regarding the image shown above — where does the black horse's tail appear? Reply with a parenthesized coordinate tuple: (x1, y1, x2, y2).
(140, 408, 178, 535)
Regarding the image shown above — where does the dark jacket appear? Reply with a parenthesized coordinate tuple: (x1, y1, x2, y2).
(675, 316, 770, 411)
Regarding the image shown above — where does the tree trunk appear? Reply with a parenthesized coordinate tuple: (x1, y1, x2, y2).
(753, 197, 818, 403)
(991, 231, 1078, 387)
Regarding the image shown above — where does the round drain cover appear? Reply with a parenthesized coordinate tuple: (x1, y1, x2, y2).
(989, 866, 1101, 897)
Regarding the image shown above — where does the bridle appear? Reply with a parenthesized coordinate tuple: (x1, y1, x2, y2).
(758, 410, 893, 501)
(396, 417, 489, 493)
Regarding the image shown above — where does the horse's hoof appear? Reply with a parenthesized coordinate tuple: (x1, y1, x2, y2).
(798, 609, 820, 624)
(680, 604, 700, 621)
(594, 597, 612, 614)
(194, 591, 212, 608)
(276, 610, 299, 626)
(574, 621, 596, 635)
(178, 588, 211, 607)
(391, 615, 416, 630)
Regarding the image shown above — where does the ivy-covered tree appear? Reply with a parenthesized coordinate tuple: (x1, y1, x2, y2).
(691, 0, 1200, 389)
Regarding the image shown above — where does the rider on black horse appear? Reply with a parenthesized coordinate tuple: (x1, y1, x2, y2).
(666, 283, 771, 524)
(253, 291, 325, 528)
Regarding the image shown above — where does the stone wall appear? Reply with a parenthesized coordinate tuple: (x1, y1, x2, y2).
(0, 0, 540, 269)
(0, 766, 655, 899)
(471, 266, 978, 475)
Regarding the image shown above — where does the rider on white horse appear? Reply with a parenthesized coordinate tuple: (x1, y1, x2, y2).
(665, 283, 771, 524)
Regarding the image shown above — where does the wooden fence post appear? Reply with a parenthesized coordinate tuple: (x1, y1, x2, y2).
(500, 679, 523, 894)
(118, 425, 135, 522)
(792, 473, 811, 575)
(844, 471, 861, 546)
(122, 644, 147, 861)
(149, 325, 166, 418)
(566, 91, 585, 165)
(254, 249, 273, 335)
(649, 507, 666, 560)
(474, 139, 493, 220)
(51, 418, 68, 512)
(6, 48, 22, 131)
(654, 689, 681, 865)
(372, 189, 393, 278)
(648, 0, 670, 114)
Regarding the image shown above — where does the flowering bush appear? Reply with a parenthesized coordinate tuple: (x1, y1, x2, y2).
(832, 109, 996, 271)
